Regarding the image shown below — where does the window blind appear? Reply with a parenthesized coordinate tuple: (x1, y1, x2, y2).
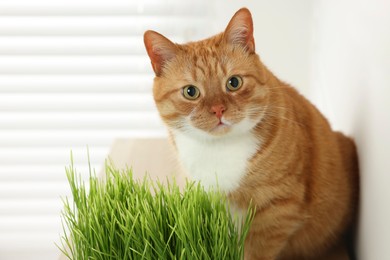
(0, 1, 211, 259)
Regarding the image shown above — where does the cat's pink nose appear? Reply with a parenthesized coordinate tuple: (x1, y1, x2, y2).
(210, 105, 226, 119)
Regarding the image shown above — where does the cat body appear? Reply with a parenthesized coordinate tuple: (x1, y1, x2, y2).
(144, 8, 359, 260)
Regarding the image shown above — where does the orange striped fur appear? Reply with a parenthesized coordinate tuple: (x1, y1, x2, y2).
(144, 8, 359, 260)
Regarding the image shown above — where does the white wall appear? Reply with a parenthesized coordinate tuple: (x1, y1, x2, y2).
(310, 0, 390, 259)
(213, 0, 312, 96)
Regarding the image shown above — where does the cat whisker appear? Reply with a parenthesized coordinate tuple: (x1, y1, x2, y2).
(244, 104, 306, 128)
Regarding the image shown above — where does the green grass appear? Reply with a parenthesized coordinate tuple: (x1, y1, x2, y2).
(59, 162, 254, 260)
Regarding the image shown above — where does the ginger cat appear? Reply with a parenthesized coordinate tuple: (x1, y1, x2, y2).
(144, 8, 359, 260)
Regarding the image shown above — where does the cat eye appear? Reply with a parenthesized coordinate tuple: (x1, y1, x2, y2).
(182, 85, 200, 100)
(226, 75, 243, 91)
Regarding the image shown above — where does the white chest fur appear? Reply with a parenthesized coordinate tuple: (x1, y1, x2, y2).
(174, 132, 260, 193)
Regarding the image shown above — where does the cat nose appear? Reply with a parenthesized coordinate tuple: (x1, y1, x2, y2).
(210, 105, 226, 119)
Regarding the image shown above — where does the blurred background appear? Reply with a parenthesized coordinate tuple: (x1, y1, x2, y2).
(0, 0, 388, 259)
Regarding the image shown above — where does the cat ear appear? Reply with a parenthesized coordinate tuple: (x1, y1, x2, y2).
(144, 30, 178, 76)
(224, 8, 255, 53)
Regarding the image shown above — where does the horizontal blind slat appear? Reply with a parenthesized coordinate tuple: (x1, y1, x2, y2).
(0, 55, 151, 74)
(0, 130, 165, 147)
(0, 74, 153, 93)
(0, 36, 144, 55)
(0, 216, 61, 233)
(0, 232, 61, 251)
(0, 112, 163, 129)
(0, 146, 109, 165)
(0, 199, 64, 216)
(0, 1, 209, 16)
(0, 182, 71, 199)
(0, 93, 155, 112)
(0, 36, 184, 55)
(0, 16, 206, 36)
(0, 165, 100, 182)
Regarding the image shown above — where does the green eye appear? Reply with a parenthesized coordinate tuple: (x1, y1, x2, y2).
(182, 85, 200, 100)
(226, 75, 243, 91)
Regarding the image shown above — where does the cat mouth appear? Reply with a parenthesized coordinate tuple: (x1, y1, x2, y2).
(210, 119, 231, 133)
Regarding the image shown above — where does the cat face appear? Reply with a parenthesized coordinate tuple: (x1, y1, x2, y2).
(144, 8, 269, 139)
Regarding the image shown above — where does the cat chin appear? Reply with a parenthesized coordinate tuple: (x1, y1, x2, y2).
(177, 118, 259, 142)
(208, 122, 232, 136)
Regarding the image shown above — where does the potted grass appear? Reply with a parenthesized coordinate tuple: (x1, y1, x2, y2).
(59, 162, 254, 260)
